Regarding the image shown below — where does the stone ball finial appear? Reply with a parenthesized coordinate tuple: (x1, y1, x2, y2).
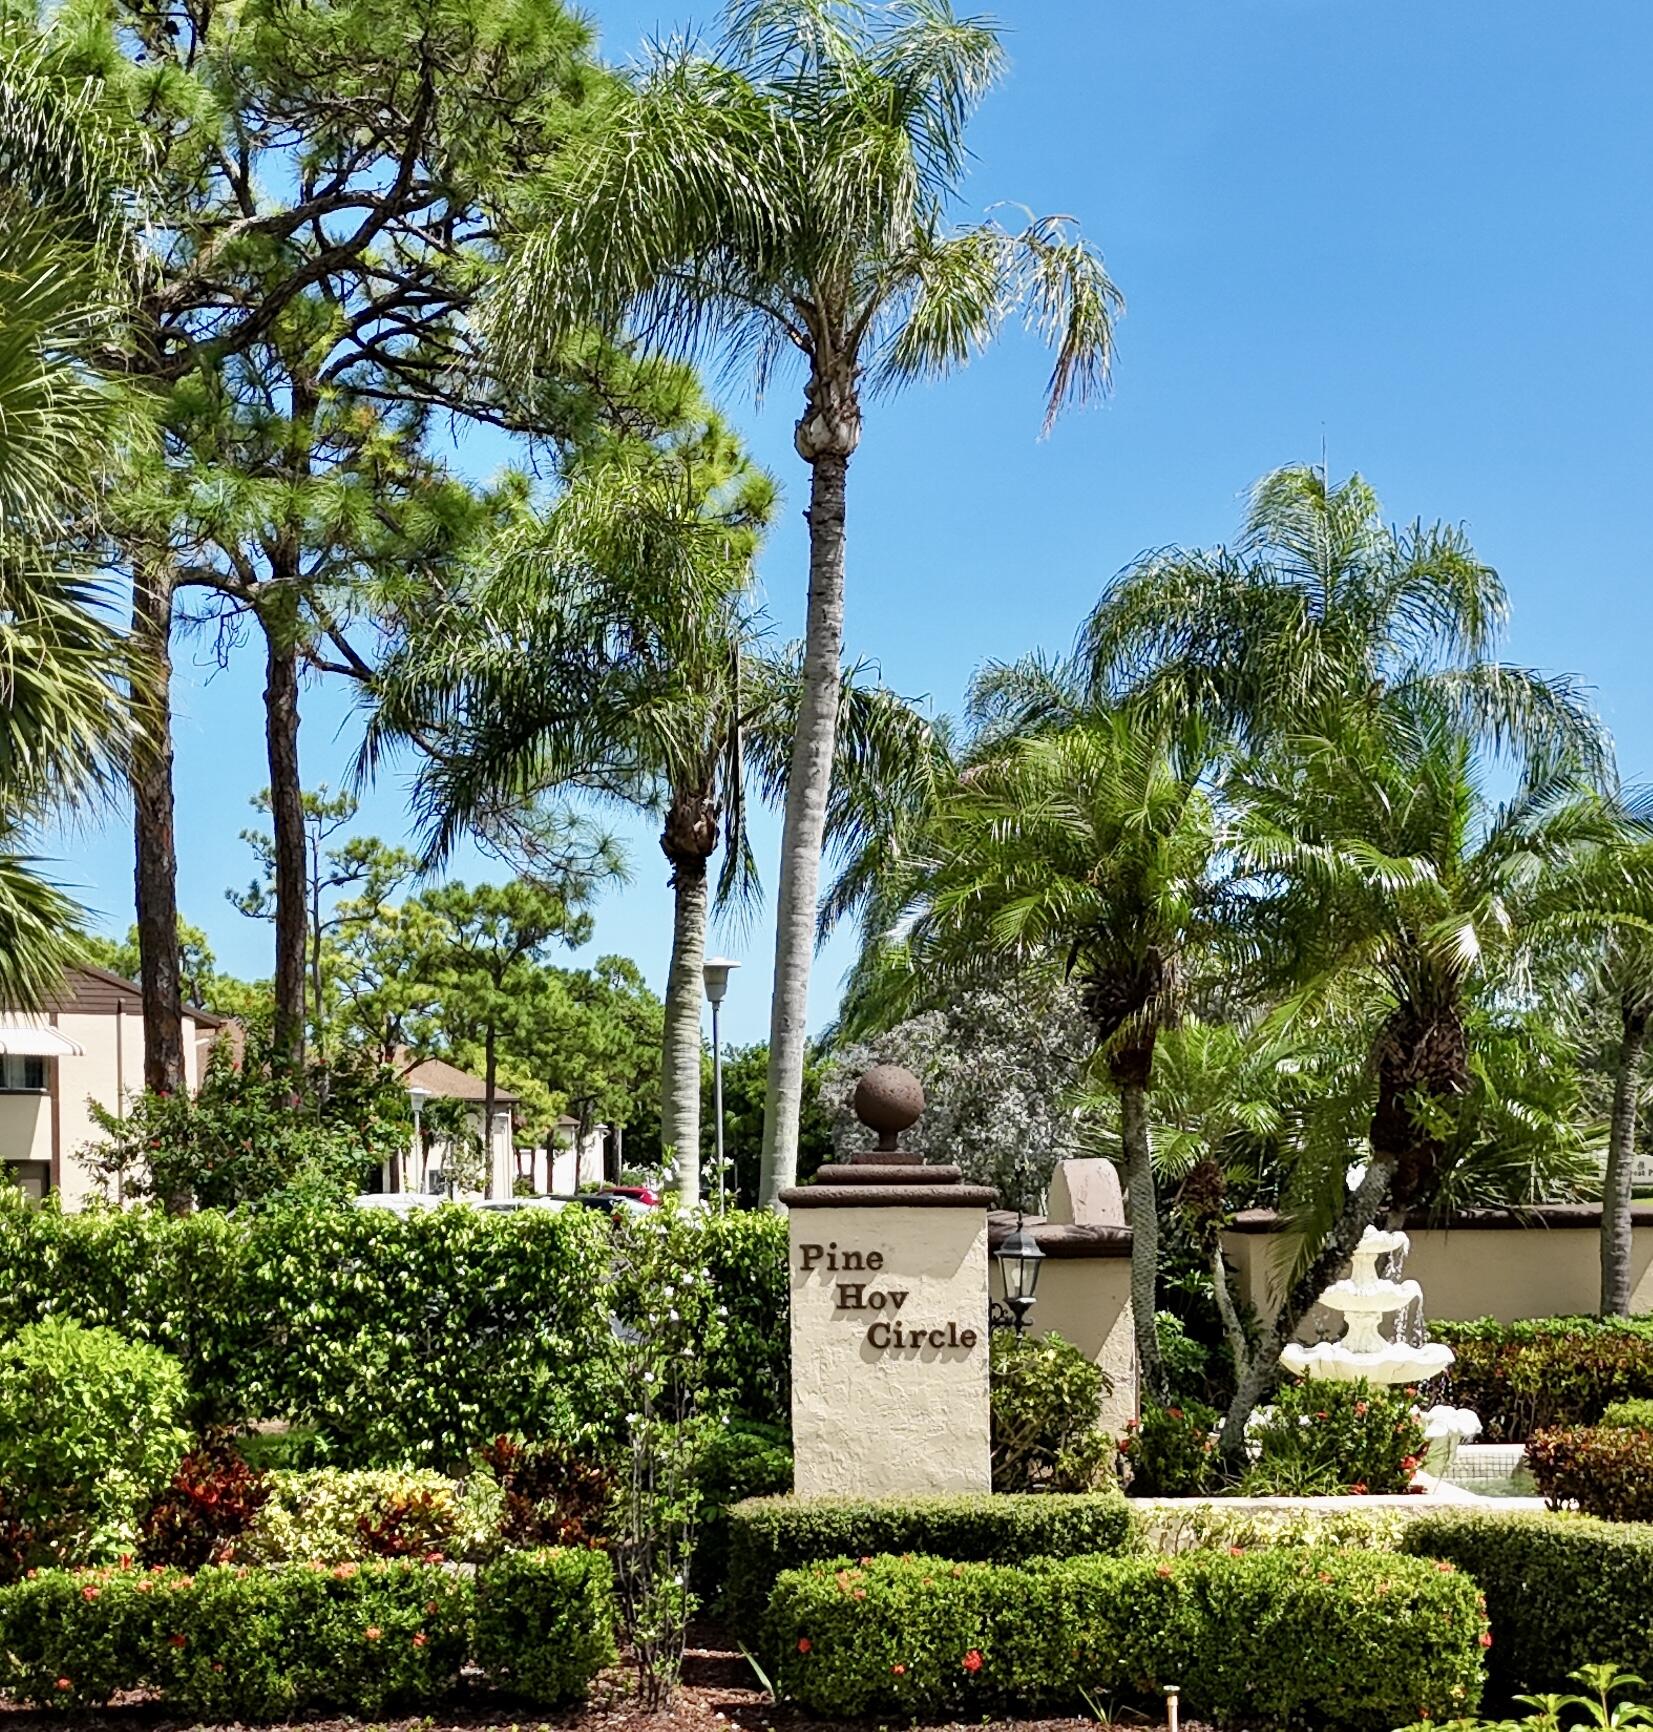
(853, 1063, 925, 1152)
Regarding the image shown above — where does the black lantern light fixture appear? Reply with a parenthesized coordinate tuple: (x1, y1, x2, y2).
(989, 1211, 1045, 1335)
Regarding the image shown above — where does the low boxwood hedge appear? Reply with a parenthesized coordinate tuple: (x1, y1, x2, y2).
(1400, 1511, 1653, 1691)
(725, 1491, 1137, 1626)
(765, 1549, 1486, 1729)
(0, 1549, 614, 1716)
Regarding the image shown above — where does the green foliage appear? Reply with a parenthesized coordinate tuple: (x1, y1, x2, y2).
(724, 1492, 1136, 1630)
(711, 1040, 835, 1202)
(1433, 1318, 1653, 1440)
(471, 1546, 619, 1705)
(0, 1319, 189, 1571)
(692, 1419, 792, 1594)
(1525, 1427, 1653, 1522)
(765, 1549, 1485, 1728)
(78, 1035, 408, 1211)
(989, 1329, 1114, 1492)
(1398, 1663, 1653, 1732)
(1401, 1512, 1653, 1694)
(1118, 1399, 1222, 1496)
(1141, 1503, 1409, 1557)
(237, 1469, 501, 1565)
(1244, 1378, 1427, 1496)
(1602, 1398, 1653, 1429)
(0, 1553, 614, 1715)
(699, 1207, 790, 1424)
(0, 1193, 786, 1469)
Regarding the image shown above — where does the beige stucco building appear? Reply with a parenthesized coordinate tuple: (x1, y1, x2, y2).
(0, 965, 226, 1207)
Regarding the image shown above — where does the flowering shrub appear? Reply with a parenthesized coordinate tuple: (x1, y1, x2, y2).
(990, 1329, 1114, 1492)
(0, 1319, 189, 1574)
(0, 1550, 614, 1714)
(1431, 1317, 1653, 1441)
(141, 1434, 273, 1567)
(1117, 1399, 1221, 1495)
(235, 1468, 500, 1565)
(1524, 1425, 1653, 1522)
(1402, 1512, 1653, 1694)
(725, 1492, 1136, 1628)
(1244, 1378, 1427, 1495)
(765, 1549, 1485, 1728)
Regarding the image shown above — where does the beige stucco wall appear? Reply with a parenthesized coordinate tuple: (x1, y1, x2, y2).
(1222, 1222, 1653, 1330)
(1, 1008, 212, 1208)
(990, 1255, 1138, 1437)
(790, 1205, 991, 1498)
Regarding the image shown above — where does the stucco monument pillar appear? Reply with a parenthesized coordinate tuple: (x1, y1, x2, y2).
(780, 1066, 997, 1497)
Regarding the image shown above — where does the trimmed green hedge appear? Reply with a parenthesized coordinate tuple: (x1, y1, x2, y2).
(1432, 1318, 1653, 1441)
(766, 1550, 1486, 1729)
(726, 1492, 1137, 1628)
(0, 1196, 789, 1466)
(0, 1549, 614, 1715)
(1400, 1511, 1653, 1691)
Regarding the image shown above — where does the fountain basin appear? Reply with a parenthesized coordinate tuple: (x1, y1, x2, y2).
(1279, 1339, 1454, 1385)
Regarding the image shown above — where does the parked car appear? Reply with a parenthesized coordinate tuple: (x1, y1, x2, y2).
(601, 1183, 660, 1207)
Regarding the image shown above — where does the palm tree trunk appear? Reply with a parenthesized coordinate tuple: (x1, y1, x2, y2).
(264, 623, 307, 1075)
(130, 553, 186, 1101)
(1602, 1003, 1647, 1316)
(662, 857, 708, 1206)
(1118, 1073, 1166, 1402)
(760, 448, 848, 1205)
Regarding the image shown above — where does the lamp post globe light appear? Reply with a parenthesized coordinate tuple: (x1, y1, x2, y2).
(990, 1212, 1046, 1336)
(702, 958, 740, 1207)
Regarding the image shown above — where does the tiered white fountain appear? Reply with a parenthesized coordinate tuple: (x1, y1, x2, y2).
(1280, 1223, 1480, 1478)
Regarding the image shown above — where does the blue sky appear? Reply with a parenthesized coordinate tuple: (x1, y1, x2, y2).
(55, 0, 1653, 1048)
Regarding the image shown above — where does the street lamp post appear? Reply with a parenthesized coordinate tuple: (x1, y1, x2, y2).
(701, 958, 740, 1207)
(406, 1085, 432, 1195)
(989, 1211, 1046, 1336)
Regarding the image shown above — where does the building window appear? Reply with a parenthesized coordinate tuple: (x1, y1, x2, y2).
(0, 1056, 46, 1093)
(3, 1161, 51, 1202)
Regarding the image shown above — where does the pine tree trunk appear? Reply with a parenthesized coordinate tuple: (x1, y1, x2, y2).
(760, 448, 848, 1205)
(662, 858, 708, 1206)
(263, 621, 307, 1075)
(1119, 1075, 1166, 1402)
(1602, 1006, 1647, 1316)
(130, 555, 186, 1101)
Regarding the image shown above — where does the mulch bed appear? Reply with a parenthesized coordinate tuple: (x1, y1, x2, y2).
(0, 1623, 1185, 1732)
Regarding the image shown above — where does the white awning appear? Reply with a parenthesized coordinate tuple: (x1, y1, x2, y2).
(0, 1026, 83, 1057)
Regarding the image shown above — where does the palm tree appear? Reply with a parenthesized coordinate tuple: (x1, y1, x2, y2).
(487, 0, 1121, 1202)
(1216, 693, 1651, 1452)
(1584, 928, 1653, 1315)
(0, 39, 143, 1005)
(850, 706, 1225, 1398)
(1082, 465, 1601, 773)
(361, 424, 937, 1202)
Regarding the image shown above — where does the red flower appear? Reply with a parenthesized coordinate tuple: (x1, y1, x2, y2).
(80, 1585, 99, 1602)
(1156, 1563, 1174, 1578)
(54, 1679, 72, 1693)
(412, 1633, 428, 1649)
(1168, 1407, 1184, 1420)
(1349, 1482, 1368, 1495)
(169, 1634, 187, 1649)
(1401, 1456, 1421, 1473)
(796, 1639, 812, 1654)
(891, 1663, 906, 1676)
(1227, 1546, 1245, 1557)
(962, 1650, 983, 1673)
(1479, 1632, 1494, 1648)
(1354, 1401, 1369, 1416)
(1436, 1561, 1456, 1573)
(1315, 1410, 1329, 1420)
(365, 1626, 382, 1642)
